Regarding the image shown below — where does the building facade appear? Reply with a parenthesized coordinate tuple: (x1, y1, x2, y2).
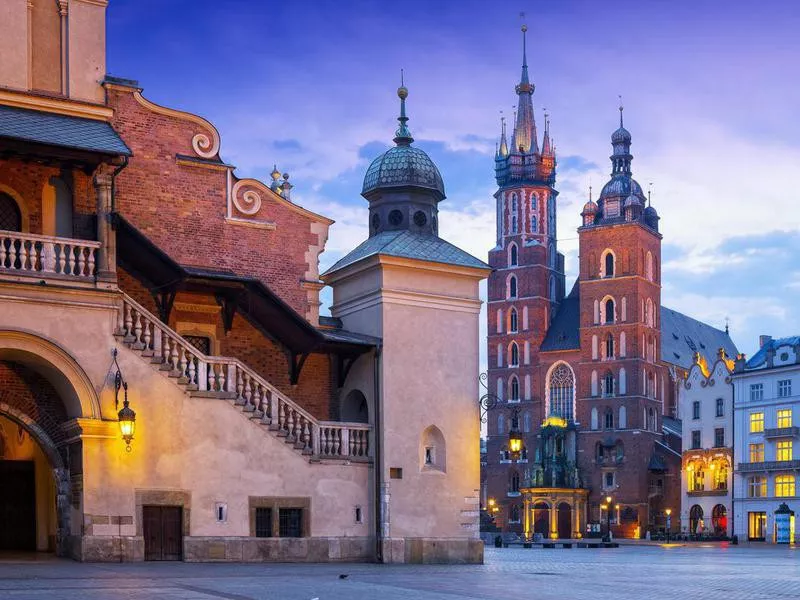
(679, 351, 734, 537)
(483, 26, 737, 539)
(733, 336, 799, 543)
(0, 0, 485, 563)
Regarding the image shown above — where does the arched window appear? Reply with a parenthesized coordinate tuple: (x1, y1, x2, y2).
(0, 193, 22, 232)
(510, 376, 520, 401)
(619, 405, 627, 428)
(509, 275, 517, 299)
(603, 371, 615, 396)
(646, 251, 654, 281)
(547, 363, 575, 421)
(713, 461, 728, 491)
(510, 470, 520, 493)
(711, 504, 727, 535)
(591, 370, 598, 397)
(604, 298, 615, 324)
(524, 374, 531, 399)
(496, 377, 503, 402)
(530, 214, 538, 233)
(530, 193, 538, 211)
(605, 334, 615, 359)
(509, 343, 519, 367)
(497, 413, 505, 435)
(603, 251, 615, 277)
(509, 308, 518, 333)
(591, 407, 598, 430)
(604, 408, 614, 429)
(689, 505, 704, 533)
(619, 367, 627, 395)
(509, 243, 518, 266)
(421, 425, 446, 472)
(511, 215, 518, 233)
(648, 407, 657, 430)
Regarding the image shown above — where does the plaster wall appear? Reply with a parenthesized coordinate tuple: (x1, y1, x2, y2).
(0, 0, 28, 91)
(67, 0, 107, 103)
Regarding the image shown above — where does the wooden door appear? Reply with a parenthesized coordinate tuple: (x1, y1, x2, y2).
(0, 460, 36, 551)
(143, 505, 183, 561)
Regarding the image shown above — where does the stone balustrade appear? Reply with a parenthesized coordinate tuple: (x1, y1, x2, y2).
(118, 293, 371, 462)
(0, 230, 100, 279)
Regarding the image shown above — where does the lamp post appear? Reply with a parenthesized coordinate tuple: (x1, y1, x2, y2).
(665, 508, 672, 543)
(112, 349, 136, 451)
(604, 495, 613, 542)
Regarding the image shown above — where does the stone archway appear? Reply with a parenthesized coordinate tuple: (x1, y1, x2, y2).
(532, 501, 550, 536)
(0, 404, 70, 556)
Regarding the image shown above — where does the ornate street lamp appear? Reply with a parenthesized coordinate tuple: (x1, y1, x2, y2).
(508, 407, 523, 460)
(603, 495, 613, 542)
(112, 349, 136, 451)
(478, 374, 524, 460)
(665, 508, 672, 543)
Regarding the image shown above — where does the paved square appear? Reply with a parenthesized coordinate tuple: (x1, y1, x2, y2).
(0, 545, 797, 599)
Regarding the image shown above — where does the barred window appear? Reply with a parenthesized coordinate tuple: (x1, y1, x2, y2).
(255, 507, 272, 538)
(279, 508, 303, 538)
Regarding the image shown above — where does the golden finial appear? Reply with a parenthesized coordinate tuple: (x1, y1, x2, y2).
(398, 68, 408, 99)
(520, 11, 527, 32)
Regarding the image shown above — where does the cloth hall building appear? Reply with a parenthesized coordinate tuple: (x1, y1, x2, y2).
(483, 27, 737, 539)
(0, 0, 487, 563)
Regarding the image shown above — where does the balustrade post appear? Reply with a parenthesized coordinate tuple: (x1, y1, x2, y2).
(312, 423, 321, 456)
(197, 360, 208, 391)
(42, 241, 56, 273)
(226, 363, 237, 393)
(341, 428, 350, 457)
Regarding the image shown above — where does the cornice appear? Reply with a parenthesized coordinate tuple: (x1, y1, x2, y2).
(0, 87, 112, 121)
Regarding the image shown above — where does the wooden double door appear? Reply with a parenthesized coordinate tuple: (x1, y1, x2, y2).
(0, 461, 37, 551)
(143, 505, 183, 561)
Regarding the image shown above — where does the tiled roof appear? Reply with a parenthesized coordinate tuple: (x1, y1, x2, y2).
(660, 307, 738, 370)
(746, 336, 800, 369)
(540, 282, 581, 352)
(0, 104, 131, 156)
(323, 230, 488, 275)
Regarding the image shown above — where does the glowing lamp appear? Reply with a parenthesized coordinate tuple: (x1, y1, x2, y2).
(606, 495, 612, 505)
(112, 349, 136, 452)
(488, 498, 496, 507)
(665, 508, 672, 517)
(509, 430, 523, 455)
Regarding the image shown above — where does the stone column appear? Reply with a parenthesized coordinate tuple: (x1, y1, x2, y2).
(94, 165, 117, 283)
(523, 497, 531, 539)
(572, 499, 581, 538)
(549, 502, 558, 539)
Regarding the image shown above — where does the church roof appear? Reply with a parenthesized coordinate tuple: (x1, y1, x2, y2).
(538, 280, 738, 365)
(540, 283, 581, 352)
(323, 229, 489, 275)
(660, 307, 738, 370)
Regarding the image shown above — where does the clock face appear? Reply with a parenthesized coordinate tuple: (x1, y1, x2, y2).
(388, 210, 403, 226)
(413, 210, 427, 227)
(371, 213, 380, 231)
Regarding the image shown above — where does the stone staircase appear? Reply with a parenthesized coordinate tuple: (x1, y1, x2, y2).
(115, 293, 371, 462)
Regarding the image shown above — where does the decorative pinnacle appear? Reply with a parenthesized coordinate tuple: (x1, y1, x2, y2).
(619, 95, 624, 128)
(394, 69, 413, 145)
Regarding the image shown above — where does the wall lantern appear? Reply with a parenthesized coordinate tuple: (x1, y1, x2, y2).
(508, 407, 523, 459)
(112, 349, 136, 451)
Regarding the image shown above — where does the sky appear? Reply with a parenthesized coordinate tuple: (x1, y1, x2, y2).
(107, 0, 800, 361)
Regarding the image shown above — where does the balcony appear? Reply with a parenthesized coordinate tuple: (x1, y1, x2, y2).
(0, 231, 100, 284)
(738, 459, 800, 473)
(764, 426, 799, 439)
(687, 489, 728, 497)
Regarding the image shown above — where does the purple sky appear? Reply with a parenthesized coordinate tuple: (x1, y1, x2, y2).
(108, 0, 800, 360)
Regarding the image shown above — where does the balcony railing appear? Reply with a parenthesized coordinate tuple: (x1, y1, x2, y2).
(0, 231, 100, 280)
(764, 426, 799, 439)
(737, 459, 800, 473)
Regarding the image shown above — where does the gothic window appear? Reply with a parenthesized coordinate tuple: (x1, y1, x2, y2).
(509, 308, 518, 333)
(649, 407, 657, 431)
(512, 215, 518, 233)
(548, 363, 575, 421)
(531, 214, 538, 233)
(510, 376, 520, 401)
(603, 372, 615, 396)
(509, 243, 518, 266)
(604, 408, 614, 429)
(603, 251, 615, 277)
(605, 334, 615, 360)
(604, 298, 615, 324)
(621, 297, 627, 321)
(510, 470, 520, 493)
(508, 275, 517, 299)
(510, 343, 519, 367)
(497, 377, 503, 400)
(497, 309, 503, 333)
(593, 300, 600, 324)
(0, 193, 22, 232)
(530, 193, 537, 211)
(510, 504, 520, 522)
(523, 341, 530, 365)
(522, 306, 528, 330)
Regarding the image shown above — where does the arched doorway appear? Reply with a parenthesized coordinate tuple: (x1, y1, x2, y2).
(0, 192, 22, 233)
(712, 504, 727, 536)
(532, 502, 549, 536)
(557, 502, 572, 539)
(340, 389, 368, 423)
(689, 505, 703, 534)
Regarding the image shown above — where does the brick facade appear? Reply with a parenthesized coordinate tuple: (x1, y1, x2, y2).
(0, 361, 69, 446)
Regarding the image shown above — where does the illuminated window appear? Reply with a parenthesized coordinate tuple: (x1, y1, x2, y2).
(778, 379, 792, 398)
(748, 476, 766, 498)
(778, 409, 792, 429)
(715, 398, 724, 418)
(750, 412, 764, 433)
(691, 430, 701, 449)
(750, 384, 763, 402)
(689, 466, 704, 492)
(748, 512, 766, 541)
(713, 463, 728, 491)
(692, 401, 700, 420)
(776, 440, 793, 462)
(775, 474, 795, 498)
(749, 443, 764, 463)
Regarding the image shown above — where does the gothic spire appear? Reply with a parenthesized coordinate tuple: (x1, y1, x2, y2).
(542, 110, 552, 155)
(393, 70, 414, 146)
(499, 115, 509, 157)
(512, 24, 538, 154)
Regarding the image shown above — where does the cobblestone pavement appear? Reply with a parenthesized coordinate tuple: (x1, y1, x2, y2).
(0, 545, 797, 599)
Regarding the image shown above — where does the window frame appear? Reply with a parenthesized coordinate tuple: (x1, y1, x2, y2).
(777, 409, 792, 429)
(776, 440, 793, 462)
(749, 412, 764, 433)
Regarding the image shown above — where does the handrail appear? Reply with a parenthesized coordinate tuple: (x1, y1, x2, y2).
(118, 292, 371, 460)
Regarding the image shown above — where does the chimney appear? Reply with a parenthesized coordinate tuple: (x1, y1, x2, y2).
(759, 335, 773, 348)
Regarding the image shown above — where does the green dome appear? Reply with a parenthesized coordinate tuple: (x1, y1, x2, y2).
(362, 145, 445, 198)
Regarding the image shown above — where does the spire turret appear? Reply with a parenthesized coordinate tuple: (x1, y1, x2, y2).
(542, 110, 552, 156)
(511, 24, 538, 154)
(499, 115, 509, 157)
(393, 70, 414, 146)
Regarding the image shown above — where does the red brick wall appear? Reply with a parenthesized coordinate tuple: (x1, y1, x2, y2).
(0, 361, 69, 445)
(107, 85, 323, 318)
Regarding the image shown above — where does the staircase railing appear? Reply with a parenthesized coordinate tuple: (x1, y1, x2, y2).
(0, 230, 100, 278)
(118, 293, 370, 460)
